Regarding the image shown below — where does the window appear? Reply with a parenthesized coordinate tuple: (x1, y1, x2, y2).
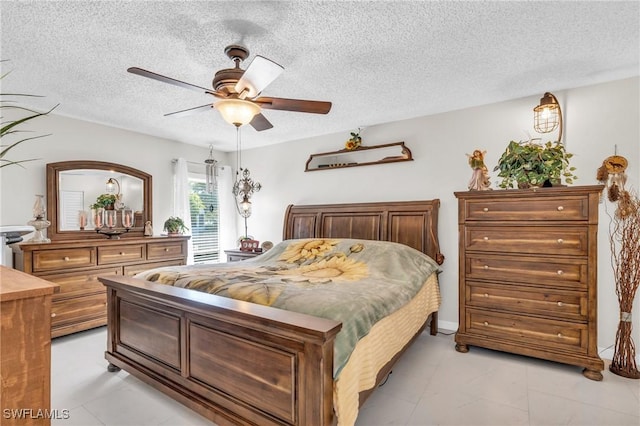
(189, 176, 220, 263)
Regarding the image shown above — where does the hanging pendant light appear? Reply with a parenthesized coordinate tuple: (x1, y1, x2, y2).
(231, 127, 261, 232)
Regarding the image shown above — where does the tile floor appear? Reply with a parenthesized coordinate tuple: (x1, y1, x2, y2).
(51, 327, 640, 426)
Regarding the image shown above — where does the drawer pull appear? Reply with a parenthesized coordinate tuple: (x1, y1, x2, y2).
(483, 321, 489, 326)
(51, 313, 56, 318)
(63, 256, 70, 261)
(483, 207, 489, 212)
(557, 333, 563, 338)
(164, 248, 170, 252)
(557, 270, 564, 275)
(484, 293, 489, 298)
(483, 236, 489, 241)
(483, 265, 489, 269)
(557, 206, 564, 211)
(557, 238, 564, 244)
(557, 301, 564, 307)
(120, 252, 126, 256)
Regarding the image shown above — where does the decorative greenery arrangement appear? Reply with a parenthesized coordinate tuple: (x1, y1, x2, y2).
(1, 62, 57, 168)
(344, 128, 362, 150)
(91, 194, 117, 210)
(163, 216, 189, 234)
(494, 140, 577, 189)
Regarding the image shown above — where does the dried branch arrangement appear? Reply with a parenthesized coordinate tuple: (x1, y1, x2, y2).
(598, 154, 640, 379)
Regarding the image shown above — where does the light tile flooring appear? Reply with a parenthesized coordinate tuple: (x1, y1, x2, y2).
(51, 327, 640, 426)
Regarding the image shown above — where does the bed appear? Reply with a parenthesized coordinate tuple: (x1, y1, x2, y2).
(100, 199, 444, 426)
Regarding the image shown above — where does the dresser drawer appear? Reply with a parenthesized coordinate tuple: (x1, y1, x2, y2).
(463, 197, 588, 222)
(147, 241, 185, 260)
(32, 247, 96, 272)
(466, 281, 587, 321)
(98, 244, 145, 265)
(464, 226, 588, 256)
(466, 254, 587, 289)
(466, 309, 588, 354)
(40, 267, 122, 301)
(123, 260, 185, 276)
(51, 292, 107, 327)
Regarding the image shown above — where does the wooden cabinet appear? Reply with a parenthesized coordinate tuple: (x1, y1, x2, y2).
(454, 185, 604, 380)
(224, 249, 261, 262)
(1, 266, 59, 426)
(15, 236, 188, 338)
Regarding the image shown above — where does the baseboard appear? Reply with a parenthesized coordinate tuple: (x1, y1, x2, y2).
(437, 320, 457, 334)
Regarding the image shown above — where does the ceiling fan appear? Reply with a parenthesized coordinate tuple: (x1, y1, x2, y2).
(127, 45, 332, 131)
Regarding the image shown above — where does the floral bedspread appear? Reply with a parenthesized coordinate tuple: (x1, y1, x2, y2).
(135, 238, 440, 377)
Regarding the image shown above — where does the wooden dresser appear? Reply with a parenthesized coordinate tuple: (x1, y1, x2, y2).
(454, 185, 604, 380)
(1, 266, 59, 425)
(15, 236, 189, 338)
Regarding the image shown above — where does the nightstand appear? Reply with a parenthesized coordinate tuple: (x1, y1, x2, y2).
(224, 249, 261, 262)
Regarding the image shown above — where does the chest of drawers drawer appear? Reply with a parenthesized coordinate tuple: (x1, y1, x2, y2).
(466, 281, 587, 321)
(123, 259, 184, 276)
(465, 253, 587, 289)
(464, 226, 588, 256)
(40, 267, 122, 301)
(51, 292, 107, 327)
(32, 247, 96, 272)
(462, 197, 588, 222)
(147, 241, 185, 260)
(98, 244, 145, 265)
(465, 309, 588, 354)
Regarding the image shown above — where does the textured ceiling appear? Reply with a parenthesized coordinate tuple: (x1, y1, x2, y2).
(1, 1, 638, 152)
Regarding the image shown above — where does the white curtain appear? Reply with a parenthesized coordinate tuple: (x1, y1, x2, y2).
(173, 158, 194, 264)
(218, 165, 237, 259)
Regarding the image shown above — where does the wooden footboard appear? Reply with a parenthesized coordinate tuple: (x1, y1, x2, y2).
(101, 275, 341, 426)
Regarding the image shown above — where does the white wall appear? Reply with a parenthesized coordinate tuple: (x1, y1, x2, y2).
(238, 77, 640, 352)
(0, 113, 230, 234)
(1, 77, 637, 355)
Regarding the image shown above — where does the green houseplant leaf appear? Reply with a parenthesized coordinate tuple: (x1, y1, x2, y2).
(494, 139, 578, 189)
(163, 216, 189, 234)
(1, 65, 58, 168)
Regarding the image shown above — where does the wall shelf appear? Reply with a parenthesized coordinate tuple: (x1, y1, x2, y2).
(305, 141, 413, 171)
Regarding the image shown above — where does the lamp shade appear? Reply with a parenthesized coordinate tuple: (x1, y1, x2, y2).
(216, 99, 261, 126)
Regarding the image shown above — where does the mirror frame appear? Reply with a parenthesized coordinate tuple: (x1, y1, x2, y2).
(46, 160, 152, 241)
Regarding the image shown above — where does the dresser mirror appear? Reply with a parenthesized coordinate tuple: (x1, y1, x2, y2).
(46, 161, 152, 241)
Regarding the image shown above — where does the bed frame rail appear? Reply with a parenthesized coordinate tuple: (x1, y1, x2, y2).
(101, 276, 341, 426)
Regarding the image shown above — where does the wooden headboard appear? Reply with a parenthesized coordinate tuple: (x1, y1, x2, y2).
(283, 199, 444, 265)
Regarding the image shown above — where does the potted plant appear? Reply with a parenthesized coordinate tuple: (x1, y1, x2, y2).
(163, 216, 189, 236)
(91, 193, 117, 210)
(1, 63, 58, 168)
(494, 139, 577, 189)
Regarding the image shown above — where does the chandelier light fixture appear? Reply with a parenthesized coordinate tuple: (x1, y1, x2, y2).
(533, 92, 563, 143)
(204, 145, 218, 194)
(231, 127, 261, 238)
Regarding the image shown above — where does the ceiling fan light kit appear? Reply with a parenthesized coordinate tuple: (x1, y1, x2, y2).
(127, 44, 331, 132)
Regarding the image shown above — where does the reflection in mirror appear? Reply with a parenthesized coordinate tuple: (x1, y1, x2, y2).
(46, 161, 152, 241)
(58, 170, 144, 230)
(305, 141, 413, 171)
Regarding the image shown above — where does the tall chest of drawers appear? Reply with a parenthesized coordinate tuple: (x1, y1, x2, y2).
(454, 185, 604, 380)
(16, 236, 189, 338)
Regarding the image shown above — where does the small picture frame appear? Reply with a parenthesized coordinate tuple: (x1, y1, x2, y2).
(240, 239, 260, 252)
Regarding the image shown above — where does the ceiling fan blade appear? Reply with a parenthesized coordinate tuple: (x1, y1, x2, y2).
(234, 56, 284, 99)
(164, 104, 213, 117)
(128, 67, 216, 95)
(249, 113, 274, 131)
(253, 97, 332, 114)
